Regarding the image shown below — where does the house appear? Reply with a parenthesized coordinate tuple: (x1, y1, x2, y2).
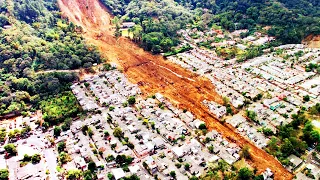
(121, 22, 135, 28)
(143, 156, 158, 175)
(296, 172, 312, 180)
(288, 154, 303, 171)
(208, 155, 220, 163)
(262, 168, 273, 180)
(191, 119, 205, 129)
(226, 114, 246, 128)
(74, 156, 87, 170)
(152, 137, 166, 149)
(112, 168, 126, 180)
(172, 146, 185, 158)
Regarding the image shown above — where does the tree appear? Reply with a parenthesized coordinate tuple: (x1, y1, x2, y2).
(246, 110, 257, 122)
(83, 170, 96, 180)
(199, 123, 207, 130)
(23, 154, 31, 162)
(241, 145, 251, 159)
(88, 161, 96, 172)
(57, 141, 66, 153)
(208, 145, 214, 153)
(104, 131, 109, 137)
(128, 96, 136, 105)
(262, 128, 273, 136)
(125, 174, 140, 180)
(280, 138, 294, 157)
(113, 127, 123, 138)
(54, 126, 61, 136)
(169, 171, 176, 178)
(31, 154, 41, 164)
(303, 95, 310, 102)
(238, 167, 253, 180)
(268, 137, 279, 151)
(59, 152, 70, 164)
(217, 160, 228, 173)
(0, 169, 9, 180)
(4, 144, 17, 156)
(66, 169, 82, 180)
(87, 128, 94, 138)
(254, 175, 264, 180)
(184, 163, 190, 171)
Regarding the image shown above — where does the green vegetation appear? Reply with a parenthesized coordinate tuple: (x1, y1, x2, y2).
(238, 167, 253, 180)
(21, 154, 41, 164)
(101, 0, 320, 55)
(0, 169, 9, 180)
(100, 0, 193, 53)
(245, 110, 257, 122)
(40, 91, 81, 125)
(310, 103, 320, 115)
(128, 96, 136, 105)
(305, 63, 320, 73)
(0, 0, 101, 117)
(113, 127, 123, 138)
(265, 107, 320, 164)
(59, 152, 71, 164)
(163, 44, 193, 57)
(54, 126, 62, 137)
(0, 128, 6, 143)
(175, 0, 320, 44)
(66, 169, 82, 180)
(4, 143, 17, 156)
(115, 154, 134, 166)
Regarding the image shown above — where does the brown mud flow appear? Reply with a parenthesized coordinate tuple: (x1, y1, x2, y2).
(58, 0, 293, 179)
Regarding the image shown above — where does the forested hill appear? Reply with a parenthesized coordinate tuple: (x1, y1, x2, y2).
(100, 0, 320, 51)
(175, 0, 320, 44)
(0, 0, 102, 118)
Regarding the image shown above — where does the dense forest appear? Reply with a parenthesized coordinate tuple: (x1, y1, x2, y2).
(100, 0, 320, 52)
(0, 0, 102, 118)
(101, 0, 193, 53)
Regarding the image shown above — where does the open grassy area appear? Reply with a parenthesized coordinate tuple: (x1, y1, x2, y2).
(40, 91, 81, 124)
(121, 29, 133, 39)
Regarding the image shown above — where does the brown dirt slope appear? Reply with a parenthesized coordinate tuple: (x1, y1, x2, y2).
(303, 34, 320, 48)
(57, 0, 293, 179)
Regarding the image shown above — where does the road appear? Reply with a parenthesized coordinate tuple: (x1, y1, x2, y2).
(44, 148, 58, 180)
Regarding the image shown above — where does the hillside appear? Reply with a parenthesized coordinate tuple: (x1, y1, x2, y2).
(99, 0, 320, 51)
(0, 0, 102, 118)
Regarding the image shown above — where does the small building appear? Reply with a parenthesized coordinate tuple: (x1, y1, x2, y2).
(74, 156, 87, 170)
(288, 154, 303, 171)
(111, 168, 126, 180)
(143, 156, 158, 175)
(172, 146, 185, 158)
(121, 22, 135, 29)
(262, 168, 273, 180)
(152, 137, 166, 149)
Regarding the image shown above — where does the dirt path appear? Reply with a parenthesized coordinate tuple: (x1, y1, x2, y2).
(35, 69, 80, 74)
(57, 0, 293, 179)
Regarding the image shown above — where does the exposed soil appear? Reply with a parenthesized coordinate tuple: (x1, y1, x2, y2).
(57, 0, 293, 179)
(303, 34, 320, 48)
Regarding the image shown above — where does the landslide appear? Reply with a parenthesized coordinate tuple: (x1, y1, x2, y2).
(57, 0, 293, 179)
(303, 34, 320, 48)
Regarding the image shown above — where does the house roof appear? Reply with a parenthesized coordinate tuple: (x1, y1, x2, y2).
(172, 146, 184, 157)
(288, 154, 303, 167)
(112, 168, 126, 180)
